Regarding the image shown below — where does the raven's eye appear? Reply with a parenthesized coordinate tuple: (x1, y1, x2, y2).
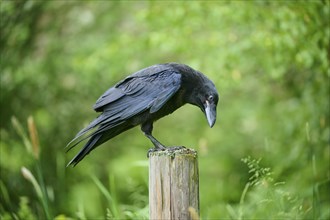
(208, 95, 214, 101)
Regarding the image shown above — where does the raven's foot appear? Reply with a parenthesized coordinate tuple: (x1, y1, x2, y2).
(147, 146, 186, 158)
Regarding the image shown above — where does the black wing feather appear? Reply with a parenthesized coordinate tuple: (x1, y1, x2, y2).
(93, 64, 174, 112)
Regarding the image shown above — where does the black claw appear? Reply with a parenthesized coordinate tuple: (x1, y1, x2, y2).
(147, 148, 153, 158)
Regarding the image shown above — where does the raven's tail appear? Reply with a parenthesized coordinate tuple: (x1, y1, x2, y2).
(67, 122, 134, 167)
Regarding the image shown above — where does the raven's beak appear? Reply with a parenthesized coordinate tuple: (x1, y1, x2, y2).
(204, 100, 217, 127)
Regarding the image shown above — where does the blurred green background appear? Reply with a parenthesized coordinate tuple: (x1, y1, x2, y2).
(1, 0, 329, 219)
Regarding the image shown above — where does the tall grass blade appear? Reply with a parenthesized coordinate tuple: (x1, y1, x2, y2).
(91, 175, 120, 218)
(11, 117, 32, 155)
(21, 166, 52, 219)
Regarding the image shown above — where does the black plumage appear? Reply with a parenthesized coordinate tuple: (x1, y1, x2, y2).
(66, 63, 219, 166)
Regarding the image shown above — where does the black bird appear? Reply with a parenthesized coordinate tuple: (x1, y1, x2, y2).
(66, 63, 219, 166)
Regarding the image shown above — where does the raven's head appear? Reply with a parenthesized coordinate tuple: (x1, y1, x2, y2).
(175, 63, 219, 127)
(188, 79, 219, 128)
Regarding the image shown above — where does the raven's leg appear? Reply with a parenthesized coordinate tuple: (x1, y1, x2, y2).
(141, 122, 166, 150)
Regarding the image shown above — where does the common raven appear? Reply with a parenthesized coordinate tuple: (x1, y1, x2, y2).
(67, 63, 218, 166)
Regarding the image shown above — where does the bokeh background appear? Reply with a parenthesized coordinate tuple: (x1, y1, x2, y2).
(1, 1, 329, 219)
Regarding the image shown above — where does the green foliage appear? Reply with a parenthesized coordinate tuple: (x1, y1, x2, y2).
(241, 156, 273, 186)
(1, 0, 329, 219)
(234, 156, 306, 219)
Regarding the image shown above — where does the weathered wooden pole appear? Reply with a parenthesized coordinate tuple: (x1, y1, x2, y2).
(149, 147, 200, 220)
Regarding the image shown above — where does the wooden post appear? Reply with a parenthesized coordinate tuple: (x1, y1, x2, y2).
(149, 148, 199, 220)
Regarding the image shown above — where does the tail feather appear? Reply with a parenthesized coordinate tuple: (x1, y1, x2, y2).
(66, 120, 126, 153)
(65, 117, 102, 151)
(67, 122, 134, 166)
(65, 126, 98, 152)
(67, 133, 102, 167)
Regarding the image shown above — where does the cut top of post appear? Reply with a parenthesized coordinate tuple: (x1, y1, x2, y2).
(148, 147, 198, 158)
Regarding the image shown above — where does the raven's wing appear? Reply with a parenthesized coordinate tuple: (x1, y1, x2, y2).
(93, 64, 177, 112)
(66, 67, 181, 156)
(94, 67, 182, 129)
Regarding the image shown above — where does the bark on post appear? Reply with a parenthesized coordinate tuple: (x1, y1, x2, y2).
(149, 148, 199, 220)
